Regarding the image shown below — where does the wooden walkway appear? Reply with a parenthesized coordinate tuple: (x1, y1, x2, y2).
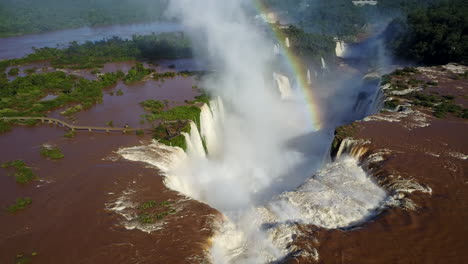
(2, 117, 148, 133)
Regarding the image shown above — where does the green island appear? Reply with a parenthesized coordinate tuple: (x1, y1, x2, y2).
(40, 145, 65, 160)
(7, 197, 32, 213)
(0, 33, 191, 71)
(136, 200, 177, 224)
(381, 67, 468, 119)
(1, 160, 38, 184)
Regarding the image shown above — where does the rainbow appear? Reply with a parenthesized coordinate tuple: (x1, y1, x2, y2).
(254, 0, 322, 130)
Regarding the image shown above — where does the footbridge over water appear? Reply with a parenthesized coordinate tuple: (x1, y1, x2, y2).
(2, 117, 149, 133)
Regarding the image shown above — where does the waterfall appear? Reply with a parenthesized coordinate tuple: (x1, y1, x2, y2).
(321, 57, 327, 70)
(183, 121, 206, 158)
(367, 82, 385, 115)
(285, 37, 290, 48)
(200, 98, 226, 156)
(336, 138, 368, 160)
(307, 68, 312, 85)
(335, 41, 347, 58)
(273, 43, 280, 56)
(273, 72, 293, 99)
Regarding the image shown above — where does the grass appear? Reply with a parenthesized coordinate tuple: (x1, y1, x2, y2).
(7, 197, 32, 213)
(40, 145, 64, 160)
(1, 160, 37, 184)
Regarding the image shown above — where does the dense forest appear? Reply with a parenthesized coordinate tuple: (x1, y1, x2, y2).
(0, 0, 169, 37)
(0, 33, 192, 70)
(384, 0, 467, 65)
(262, 0, 455, 37)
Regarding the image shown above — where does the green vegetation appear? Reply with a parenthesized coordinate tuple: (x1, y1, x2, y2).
(15, 251, 38, 264)
(64, 130, 77, 138)
(0, 0, 169, 37)
(0, 71, 124, 133)
(40, 145, 64, 160)
(106, 120, 114, 127)
(264, 0, 366, 36)
(0, 120, 12, 133)
(7, 197, 32, 213)
(136, 200, 177, 224)
(385, 0, 467, 65)
(383, 71, 467, 119)
(140, 100, 165, 112)
(384, 99, 401, 109)
(60, 104, 83, 116)
(433, 101, 466, 118)
(153, 71, 176, 81)
(140, 93, 210, 149)
(138, 200, 157, 210)
(8, 67, 20, 76)
(145, 105, 201, 124)
(0, 33, 191, 72)
(280, 25, 335, 66)
(1, 160, 38, 184)
(24, 68, 37, 74)
(124, 63, 153, 84)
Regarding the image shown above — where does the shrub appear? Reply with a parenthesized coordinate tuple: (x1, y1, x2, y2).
(40, 145, 64, 160)
(64, 130, 76, 138)
(7, 197, 32, 213)
(1, 160, 37, 184)
(140, 100, 164, 113)
(8, 67, 19, 76)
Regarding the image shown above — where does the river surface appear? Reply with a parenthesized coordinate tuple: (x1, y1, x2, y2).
(0, 22, 182, 60)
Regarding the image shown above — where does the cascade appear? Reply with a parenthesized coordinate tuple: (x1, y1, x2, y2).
(183, 121, 206, 158)
(273, 72, 293, 99)
(273, 43, 280, 56)
(307, 68, 312, 85)
(336, 138, 368, 160)
(285, 37, 290, 48)
(200, 98, 226, 156)
(321, 57, 327, 70)
(335, 41, 347, 57)
(367, 82, 385, 115)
